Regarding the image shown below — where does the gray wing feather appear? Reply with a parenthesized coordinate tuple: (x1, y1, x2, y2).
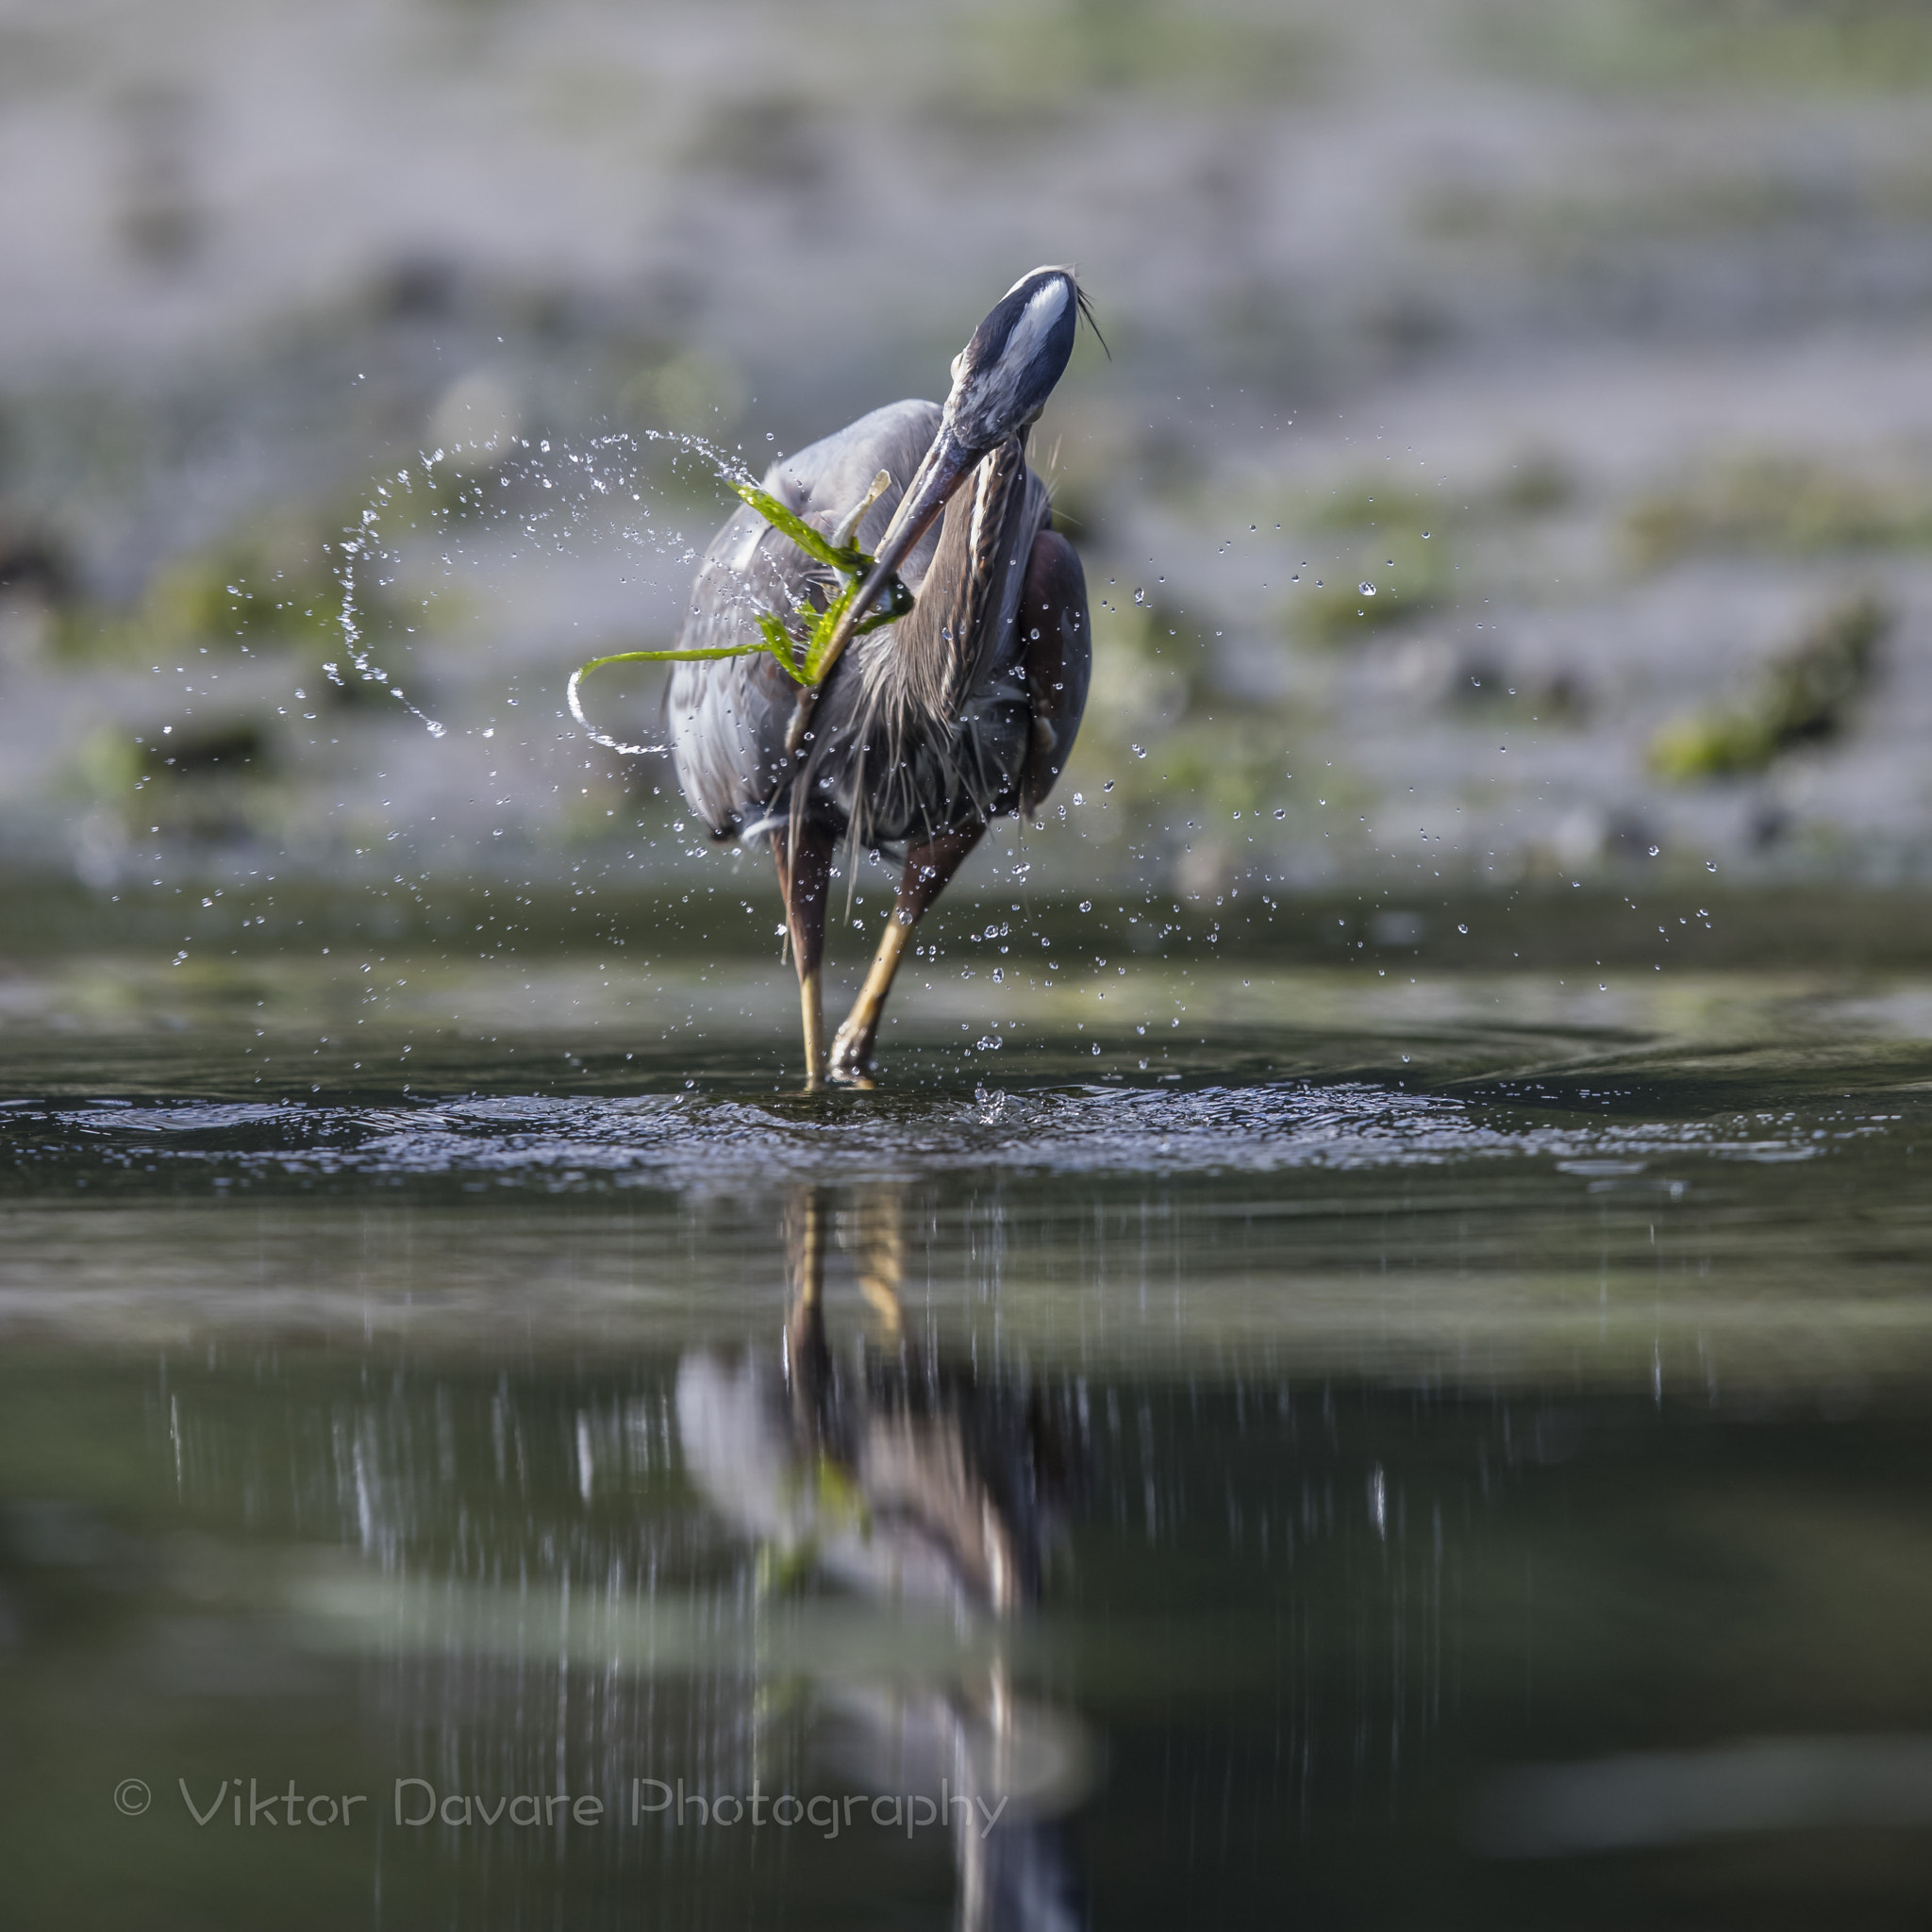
(1014, 525, 1090, 816)
(666, 401, 943, 836)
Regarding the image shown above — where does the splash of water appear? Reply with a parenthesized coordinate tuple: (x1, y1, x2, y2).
(334, 426, 762, 753)
(333, 462, 446, 739)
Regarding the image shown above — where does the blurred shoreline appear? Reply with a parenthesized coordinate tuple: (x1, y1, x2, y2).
(5, 0, 1932, 930)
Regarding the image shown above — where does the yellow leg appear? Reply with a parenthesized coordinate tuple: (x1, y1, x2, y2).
(829, 824, 985, 1083)
(773, 822, 833, 1091)
(829, 915, 913, 1085)
(800, 966, 826, 1091)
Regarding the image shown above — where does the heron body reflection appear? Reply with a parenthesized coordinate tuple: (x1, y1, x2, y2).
(677, 1190, 1089, 1931)
(665, 269, 1097, 1085)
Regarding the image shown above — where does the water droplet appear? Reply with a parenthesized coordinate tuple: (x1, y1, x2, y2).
(1132, 743, 1147, 758)
(1648, 844, 1659, 858)
(1706, 859, 1718, 873)
(1133, 587, 1145, 604)
(1457, 922, 1468, 934)
(1358, 582, 1376, 597)
(1274, 807, 1286, 820)
(1078, 900, 1092, 913)
(1103, 779, 1114, 791)
(1422, 531, 1430, 539)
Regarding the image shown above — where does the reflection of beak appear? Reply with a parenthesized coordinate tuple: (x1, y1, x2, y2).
(784, 429, 980, 750)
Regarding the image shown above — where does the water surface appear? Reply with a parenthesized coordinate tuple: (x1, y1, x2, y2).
(4, 970, 1931, 1928)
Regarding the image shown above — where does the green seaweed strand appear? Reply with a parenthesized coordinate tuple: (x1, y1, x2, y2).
(569, 477, 913, 730)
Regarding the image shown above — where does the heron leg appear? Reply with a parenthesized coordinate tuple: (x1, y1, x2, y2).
(772, 822, 834, 1089)
(829, 823, 985, 1083)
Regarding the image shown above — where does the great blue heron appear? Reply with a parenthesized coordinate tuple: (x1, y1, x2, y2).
(666, 268, 1096, 1085)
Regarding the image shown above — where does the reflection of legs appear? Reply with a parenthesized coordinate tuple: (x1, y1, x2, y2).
(773, 822, 833, 1089)
(846, 1189, 904, 1340)
(783, 1189, 830, 1395)
(829, 824, 986, 1082)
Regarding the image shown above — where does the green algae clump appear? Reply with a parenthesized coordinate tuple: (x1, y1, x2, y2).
(1649, 593, 1886, 780)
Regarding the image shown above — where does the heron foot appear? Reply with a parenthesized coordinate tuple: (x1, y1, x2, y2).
(826, 1018, 877, 1086)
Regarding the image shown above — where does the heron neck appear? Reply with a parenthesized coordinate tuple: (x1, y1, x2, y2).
(870, 437, 1024, 725)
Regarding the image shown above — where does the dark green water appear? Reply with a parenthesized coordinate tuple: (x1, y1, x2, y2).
(5, 965, 1932, 1929)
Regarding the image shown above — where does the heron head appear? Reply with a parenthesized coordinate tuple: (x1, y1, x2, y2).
(790, 271, 1096, 725)
(861, 269, 1092, 579)
(941, 265, 1087, 456)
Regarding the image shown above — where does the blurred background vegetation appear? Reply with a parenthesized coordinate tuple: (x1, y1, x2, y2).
(3, 0, 1932, 956)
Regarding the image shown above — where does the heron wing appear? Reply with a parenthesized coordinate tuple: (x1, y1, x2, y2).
(1015, 526, 1091, 816)
(665, 400, 945, 836)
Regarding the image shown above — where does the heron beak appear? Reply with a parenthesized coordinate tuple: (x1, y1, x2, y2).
(799, 433, 979, 693)
(869, 430, 979, 586)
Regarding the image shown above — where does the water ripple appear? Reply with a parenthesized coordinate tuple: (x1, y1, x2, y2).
(14, 1081, 1826, 1191)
